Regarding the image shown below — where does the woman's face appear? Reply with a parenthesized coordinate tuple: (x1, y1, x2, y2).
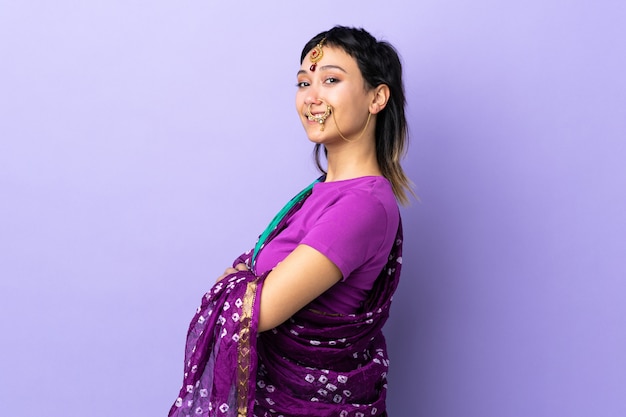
(296, 46, 374, 144)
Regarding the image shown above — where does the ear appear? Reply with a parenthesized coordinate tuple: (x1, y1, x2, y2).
(369, 84, 390, 115)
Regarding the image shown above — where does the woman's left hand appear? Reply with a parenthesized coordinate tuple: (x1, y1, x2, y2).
(216, 263, 249, 282)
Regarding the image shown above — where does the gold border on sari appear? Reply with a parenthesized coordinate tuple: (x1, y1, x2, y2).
(237, 278, 258, 416)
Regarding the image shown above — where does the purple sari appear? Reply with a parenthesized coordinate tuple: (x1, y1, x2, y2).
(169, 185, 403, 417)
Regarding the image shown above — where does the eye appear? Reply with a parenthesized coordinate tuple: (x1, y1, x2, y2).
(324, 77, 339, 84)
(296, 81, 310, 88)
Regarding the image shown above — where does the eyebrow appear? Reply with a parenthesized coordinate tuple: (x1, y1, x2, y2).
(297, 65, 348, 76)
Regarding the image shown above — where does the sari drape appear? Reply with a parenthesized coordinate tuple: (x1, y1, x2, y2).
(168, 269, 267, 416)
(169, 183, 403, 417)
(253, 226, 402, 417)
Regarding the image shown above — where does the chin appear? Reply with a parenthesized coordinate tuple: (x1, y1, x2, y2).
(306, 135, 325, 144)
(303, 127, 324, 143)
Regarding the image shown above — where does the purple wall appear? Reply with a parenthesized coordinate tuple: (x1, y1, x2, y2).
(1, 2, 624, 416)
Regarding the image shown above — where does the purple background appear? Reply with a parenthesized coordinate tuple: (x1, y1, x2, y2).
(1, 1, 625, 416)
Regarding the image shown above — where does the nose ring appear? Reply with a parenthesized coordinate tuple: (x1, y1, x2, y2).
(306, 100, 332, 131)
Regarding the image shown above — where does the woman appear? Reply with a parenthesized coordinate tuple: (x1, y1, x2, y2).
(170, 26, 412, 417)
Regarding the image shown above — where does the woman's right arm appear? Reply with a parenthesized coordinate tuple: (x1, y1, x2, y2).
(255, 243, 342, 332)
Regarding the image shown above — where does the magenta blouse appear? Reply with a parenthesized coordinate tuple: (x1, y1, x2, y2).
(254, 176, 400, 314)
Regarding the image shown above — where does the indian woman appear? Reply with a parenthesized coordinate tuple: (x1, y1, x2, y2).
(170, 25, 412, 417)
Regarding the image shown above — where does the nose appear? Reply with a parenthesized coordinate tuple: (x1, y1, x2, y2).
(304, 95, 323, 106)
(303, 84, 322, 105)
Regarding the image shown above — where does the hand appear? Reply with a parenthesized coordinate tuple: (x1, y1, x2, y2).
(216, 263, 249, 282)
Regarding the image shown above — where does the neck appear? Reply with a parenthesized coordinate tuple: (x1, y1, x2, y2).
(324, 138, 381, 182)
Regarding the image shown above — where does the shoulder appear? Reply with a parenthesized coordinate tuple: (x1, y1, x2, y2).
(313, 176, 399, 223)
(303, 176, 399, 251)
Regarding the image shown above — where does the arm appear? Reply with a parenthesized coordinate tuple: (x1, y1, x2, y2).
(216, 245, 340, 331)
(257, 244, 342, 332)
(215, 244, 341, 330)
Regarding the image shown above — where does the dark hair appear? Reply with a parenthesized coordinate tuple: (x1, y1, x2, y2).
(300, 26, 413, 205)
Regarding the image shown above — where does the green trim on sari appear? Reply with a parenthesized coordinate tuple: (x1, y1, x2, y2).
(251, 177, 322, 269)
